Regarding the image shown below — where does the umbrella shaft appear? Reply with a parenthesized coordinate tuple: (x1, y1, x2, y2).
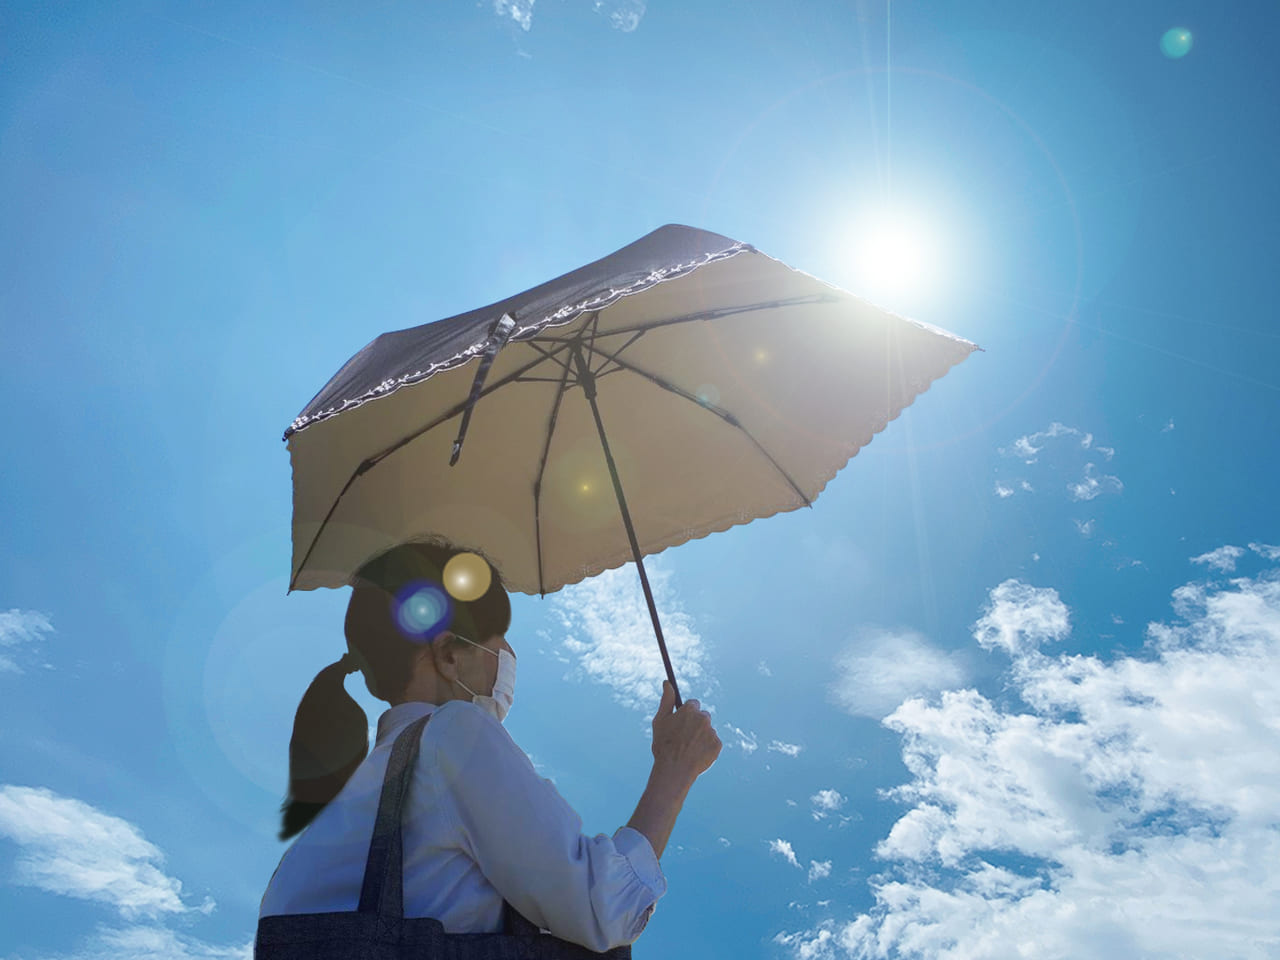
(573, 346, 685, 709)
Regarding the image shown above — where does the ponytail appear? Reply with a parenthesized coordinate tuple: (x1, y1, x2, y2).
(278, 654, 368, 840)
(276, 539, 510, 840)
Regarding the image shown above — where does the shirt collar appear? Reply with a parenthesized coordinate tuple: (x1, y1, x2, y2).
(375, 700, 439, 746)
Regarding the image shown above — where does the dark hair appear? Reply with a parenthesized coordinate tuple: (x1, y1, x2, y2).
(278, 540, 510, 840)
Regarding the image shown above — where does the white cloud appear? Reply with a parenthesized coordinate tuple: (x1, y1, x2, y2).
(1001, 422, 1083, 464)
(1067, 463, 1123, 502)
(725, 723, 758, 755)
(593, 0, 645, 31)
(1251, 542, 1280, 561)
(1074, 518, 1095, 538)
(808, 860, 833, 883)
(0, 785, 213, 920)
(1162, 418, 1175, 433)
(810, 789, 847, 822)
(769, 838, 802, 869)
(971, 580, 1069, 657)
(828, 629, 965, 719)
(718, 837, 731, 847)
(776, 568, 1280, 960)
(1191, 545, 1246, 573)
(12, 924, 253, 960)
(550, 563, 707, 710)
(0, 608, 54, 674)
(994, 483, 1014, 499)
(758, 660, 773, 677)
(768, 740, 803, 757)
(493, 0, 534, 30)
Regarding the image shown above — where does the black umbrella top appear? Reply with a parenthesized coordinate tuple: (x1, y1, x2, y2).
(285, 224, 752, 440)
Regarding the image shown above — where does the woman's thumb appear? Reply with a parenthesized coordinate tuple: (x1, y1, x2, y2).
(656, 680, 674, 717)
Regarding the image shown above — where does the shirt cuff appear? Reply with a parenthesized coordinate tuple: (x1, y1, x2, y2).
(612, 826, 667, 900)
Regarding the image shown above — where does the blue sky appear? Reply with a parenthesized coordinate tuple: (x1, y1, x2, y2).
(2, 1, 1279, 957)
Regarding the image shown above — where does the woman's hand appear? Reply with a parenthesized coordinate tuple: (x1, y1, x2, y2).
(650, 681, 722, 781)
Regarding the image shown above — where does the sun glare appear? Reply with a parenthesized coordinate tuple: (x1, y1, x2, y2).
(848, 209, 944, 309)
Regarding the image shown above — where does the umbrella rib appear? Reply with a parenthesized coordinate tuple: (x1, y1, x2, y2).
(531, 347, 576, 598)
(288, 339, 574, 591)
(534, 294, 837, 343)
(587, 345, 814, 509)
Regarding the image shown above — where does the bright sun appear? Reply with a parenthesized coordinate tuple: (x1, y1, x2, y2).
(849, 209, 942, 307)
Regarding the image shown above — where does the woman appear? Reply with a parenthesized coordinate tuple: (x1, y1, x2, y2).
(257, 540, 721, 956)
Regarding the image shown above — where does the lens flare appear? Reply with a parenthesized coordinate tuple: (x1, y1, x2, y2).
(395, 581, 453, 639)
(1161, 27, 1193, 58)
(696, 383, 720, 406)
(443, 552, 492, 602)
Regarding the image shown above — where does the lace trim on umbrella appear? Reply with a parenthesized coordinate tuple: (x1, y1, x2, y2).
(284, 242, 754, 438)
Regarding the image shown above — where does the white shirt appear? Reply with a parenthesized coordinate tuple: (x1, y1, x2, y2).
(259, 700, 667, 952)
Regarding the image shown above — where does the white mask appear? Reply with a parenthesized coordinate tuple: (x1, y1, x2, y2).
(453, 637, 516, 724)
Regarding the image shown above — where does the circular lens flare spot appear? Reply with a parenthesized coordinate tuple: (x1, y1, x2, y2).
(696, 383, 720, 406)
(443, 553, 492, 602)
(395, 582, 452, 638)
(1161, 27, 1193, 58)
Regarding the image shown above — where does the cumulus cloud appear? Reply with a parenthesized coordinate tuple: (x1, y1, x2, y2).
(994, 483, 1014, 499)
(828, 629, 965, 719)
(808, 860, 833, 883)
(768, 740, 803, 757)
(810, 789, 847, 821)
(1067, 463, 1123, 502)
(0, 608, 54, 674)
(971, 580, 1069, 657)
(769, 838, 802, 869)
(775, 569, 1280, 960)
(549, 563, 707, 710)
(1191, 545, 1246, 573)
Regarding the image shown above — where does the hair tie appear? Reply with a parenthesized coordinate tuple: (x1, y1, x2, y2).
(338, 653, 360, 675)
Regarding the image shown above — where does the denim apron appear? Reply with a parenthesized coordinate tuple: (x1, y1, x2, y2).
(256, 714, 634, 959)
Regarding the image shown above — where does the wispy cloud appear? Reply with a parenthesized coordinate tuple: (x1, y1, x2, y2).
(996, 423, 1118, 503)
(0, 785, 250, 959)
(1251, 542, 1280, 561)
(1191, 545, 1246, 573)
(548, 563, 708, 710)
(10, 924, 253, 960)
(1162, 418, 1176, 433)
(724, 723, 758, 755)
(1067, 463, 1123, 502)
(828, 629, 965, 719)
(1000, 422, 1087, 464)
(0, 785, 210, 920)
(768, 838, 802, 869)
(0, 608, 54, 674)
(767, 740, 803, 758)
(775, 567, 1280, 960)
(493, 0, 534, 31)
(593, 0, 646, 31)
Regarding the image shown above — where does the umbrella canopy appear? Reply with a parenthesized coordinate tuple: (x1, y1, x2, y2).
(285, 224, 977, 697)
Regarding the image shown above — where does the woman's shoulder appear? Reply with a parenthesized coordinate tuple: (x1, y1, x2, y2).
(425, 700, 515, 754)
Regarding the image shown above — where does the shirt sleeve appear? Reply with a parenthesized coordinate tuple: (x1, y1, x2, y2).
(429, 702, 667, 951)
